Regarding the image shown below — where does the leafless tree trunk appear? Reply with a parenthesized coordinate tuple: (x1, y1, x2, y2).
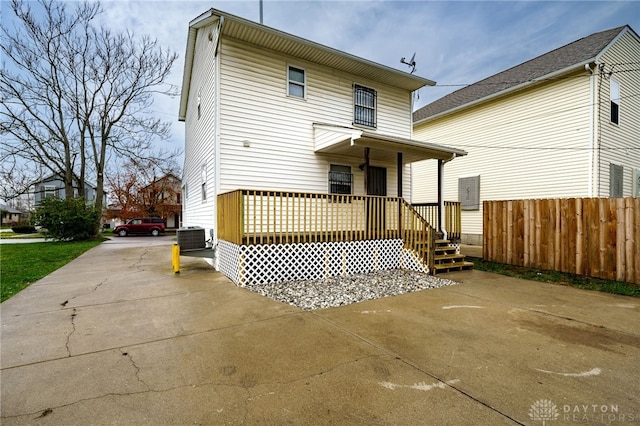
(1, 0, 178, 215)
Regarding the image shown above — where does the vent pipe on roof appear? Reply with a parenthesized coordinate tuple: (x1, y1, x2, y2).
(260, 0, 263, 24)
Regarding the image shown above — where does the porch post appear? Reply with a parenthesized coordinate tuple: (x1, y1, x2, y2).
(397, 152, 403, 198)
(437, 159, 447, 240)
(397, 152, 403, 239)
(364, 147, 370, 194)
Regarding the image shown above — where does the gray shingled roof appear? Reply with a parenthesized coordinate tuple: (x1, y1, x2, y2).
(413, 26, 627, 123)
(0, 204, 25, 214)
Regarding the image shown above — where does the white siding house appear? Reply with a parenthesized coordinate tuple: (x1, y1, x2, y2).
(412, 25, 640, 245)
(178, 9, 468, 284)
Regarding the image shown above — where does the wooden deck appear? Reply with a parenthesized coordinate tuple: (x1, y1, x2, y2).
(217, 189, 464, 273)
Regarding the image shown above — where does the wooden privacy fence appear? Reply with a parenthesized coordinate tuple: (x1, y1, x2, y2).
(484, 198, 640, 285)
(217, 189, 435, 268)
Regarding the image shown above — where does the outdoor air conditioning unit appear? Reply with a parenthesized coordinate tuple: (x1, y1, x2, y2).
(177, 227, 206, 251)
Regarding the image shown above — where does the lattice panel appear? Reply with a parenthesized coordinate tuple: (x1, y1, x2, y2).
(217, 240, 242, 284)
(216, 239, 427, 286)
(400, 248, 429, 274)
(449, 242, 461, 254)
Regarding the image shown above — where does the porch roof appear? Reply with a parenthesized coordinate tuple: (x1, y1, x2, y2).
(313, 123, 467, 163)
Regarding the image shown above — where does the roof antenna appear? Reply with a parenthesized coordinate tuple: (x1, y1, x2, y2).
(400, 52, 417, 74)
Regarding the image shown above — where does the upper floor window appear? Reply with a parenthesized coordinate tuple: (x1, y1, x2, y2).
(43, 185, 57, 198)
(610, 79, 620, 125)
(328, 164, 353, 194)
(287, 65, 305, 98)
(353, 84, 376, 128)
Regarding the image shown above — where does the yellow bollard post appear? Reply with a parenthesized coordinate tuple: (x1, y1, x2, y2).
(172, 244, 180, 273)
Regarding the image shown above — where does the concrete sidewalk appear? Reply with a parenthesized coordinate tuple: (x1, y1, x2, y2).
(1, 237, 639, 424)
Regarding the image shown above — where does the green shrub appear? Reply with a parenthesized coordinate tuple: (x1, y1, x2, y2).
(11, 225, 37, 234)
(32, 197, 100, 241)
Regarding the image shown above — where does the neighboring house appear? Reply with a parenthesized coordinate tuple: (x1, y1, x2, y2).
(0, 204, 27, 226)
(178, 8, 469, 285)
(140, 173, 182, 228)
(33, 174, 104, 207)
(412, 25, 640, 245)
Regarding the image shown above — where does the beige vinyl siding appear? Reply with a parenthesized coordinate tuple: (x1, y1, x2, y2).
(596, 30, 640, 197)
(413, 72, 593, 237)
(217, 37, 410, 195)
(182, 22, 219, 231)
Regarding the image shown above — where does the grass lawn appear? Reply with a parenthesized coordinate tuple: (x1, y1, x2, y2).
(472, 258, 640, 297)
(0, 239, 104, 302)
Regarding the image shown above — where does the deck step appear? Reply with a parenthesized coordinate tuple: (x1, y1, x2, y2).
(435, 247, 458, 253)
(433, 261, 474, 273)
(432, 239, 474, 273)
(435, 253, 465, 261)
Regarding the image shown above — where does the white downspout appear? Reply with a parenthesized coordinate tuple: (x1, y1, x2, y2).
(213, 17, 224, 269)
(586, 62, 595, 197)
(439, 153, 457, 241)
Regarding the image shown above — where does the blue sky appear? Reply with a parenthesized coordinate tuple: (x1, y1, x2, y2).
(7, 0, 640, 161)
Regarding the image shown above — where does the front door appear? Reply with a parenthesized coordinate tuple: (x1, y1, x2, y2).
(367, 166, 387, 196)
(367, 166, 387, 235)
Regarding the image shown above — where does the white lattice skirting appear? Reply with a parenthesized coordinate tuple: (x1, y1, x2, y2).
(217, 239, 429, 286)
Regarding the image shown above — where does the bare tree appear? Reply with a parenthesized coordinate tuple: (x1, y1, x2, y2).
(0, 156, 43, 206)
(0, 0, 178, 215)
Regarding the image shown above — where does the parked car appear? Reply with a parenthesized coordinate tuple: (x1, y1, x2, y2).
(114, 217, 165, 237)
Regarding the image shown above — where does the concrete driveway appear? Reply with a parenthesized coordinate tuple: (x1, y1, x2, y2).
(1, 237, 639, 425)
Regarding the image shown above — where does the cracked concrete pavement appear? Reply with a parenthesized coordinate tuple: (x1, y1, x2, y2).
(1, 236, 639, 424)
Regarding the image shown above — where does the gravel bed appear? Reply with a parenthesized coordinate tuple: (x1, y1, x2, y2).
(243, 269, 459, 311)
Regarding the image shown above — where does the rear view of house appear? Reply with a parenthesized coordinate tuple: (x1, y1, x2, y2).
(412, 25, 640, 245)
(178, 9, 469, 285)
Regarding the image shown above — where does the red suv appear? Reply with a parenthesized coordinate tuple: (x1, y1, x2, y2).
(114, 217, 165, 237)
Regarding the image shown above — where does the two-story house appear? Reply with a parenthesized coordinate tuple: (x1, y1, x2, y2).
(33, 174, 103, 207)
(178, 9, 469, 285)
(412, 25, 640, 246)
(140, 173, 182, 229)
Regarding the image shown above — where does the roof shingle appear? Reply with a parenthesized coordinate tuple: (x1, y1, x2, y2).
(413, 26, 627, 123)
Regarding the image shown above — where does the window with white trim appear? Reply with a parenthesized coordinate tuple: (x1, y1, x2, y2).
(44, 185, 56, 198)
(609, 163, 623, 197)
(287, 65, 305, 98)
(610, 79, 620, 125)
(353, 84, 376, 128)
(201, 164, 207, 202)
